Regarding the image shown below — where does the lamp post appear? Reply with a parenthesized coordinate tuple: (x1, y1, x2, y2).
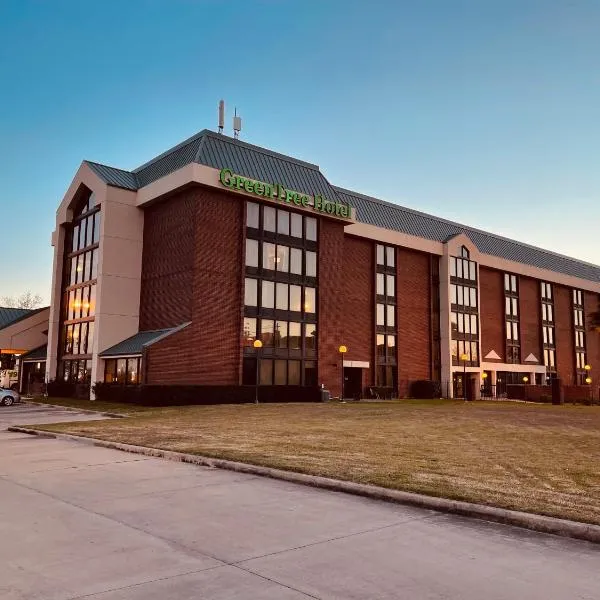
(584, 364, 591, 384)
(460, 353, 469, 400)
(481, 371, 488, 399)
(253, 339, 263, 404)
(338, 345, 347, 401)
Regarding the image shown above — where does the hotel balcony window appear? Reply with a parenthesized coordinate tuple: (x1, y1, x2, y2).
(243, 202, 318, 386)
(541, 282, 556, 373)
(504, 273, 520, 364)
(59, 188, 100, 382)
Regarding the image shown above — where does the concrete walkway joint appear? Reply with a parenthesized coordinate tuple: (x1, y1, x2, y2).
(8, 425, 600, 545)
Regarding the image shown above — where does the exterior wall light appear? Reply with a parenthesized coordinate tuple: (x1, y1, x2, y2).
(253, 339, 263, 404)
(339, 345, 347, 400)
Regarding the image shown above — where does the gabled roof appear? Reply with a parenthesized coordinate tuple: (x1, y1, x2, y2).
(337, 186, 600, 283)
(0, 307, 47, 331)
(20, 344, 47, 362)
(83, 129, 600, 284)
(99, 324, 190, 357)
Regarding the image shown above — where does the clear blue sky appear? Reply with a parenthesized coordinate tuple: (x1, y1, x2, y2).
(1, 0, 599, 302)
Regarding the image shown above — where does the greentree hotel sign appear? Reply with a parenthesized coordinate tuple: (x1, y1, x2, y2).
(218, 168, 352, 219)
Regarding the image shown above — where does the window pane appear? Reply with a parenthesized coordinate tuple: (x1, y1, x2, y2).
(276, 283, 289, 310)
(261, 280, 274, 308)
(288, 360, 301, 385)
(305, 217, 317, 241)
(276, 245, 289, 272)
(376, 304, 385, 326)
(470, 287, 477, 308)
(89, 285, 96, 316)
(377, 334, 385, 357)
(450, 258, 457, 277)
(512, 298, 518, 316)
(458, 314, 464, 333)
(511, 275, 517, 292)
(277, 210, 290, 235)
(116, 359, 126, 384)
(261, 320, 275, 346)
(259, 359, 273, 385)
(543, 326, 547, 344)
(93, 212, 101, 244)
(457, 286, 464, 306)
(376, 245, 385, 265)
(305, 361, 317, 386)
(387, 304, 395, 327)
(386, 275, 395, 297)
(70, 256, 77, 285)
(79, 220, 86, 250)
(274, 360, 287, 385)
(450, 284, 457, 304)
(91, 249, 98, 279)
(451, 340, 458, 360)
(247, 202, 259, 228)
(512, 322, 518, 341)
(504, 274, 510, 291)
(386, 246, 395, 267)
(305, 251, 317, 277)
(263, 242, 276, 270)
(276, 321, 288, 348)
(471, 314, 477, 335)
(264, 206, 276, 232)
(505, 297, 511, 315)
(450, 312, 458, 334)
(289, 285, 302, 312)
(289, 322, 301, 349)
(76, 254, 85, 284)
(464, 314, 470, 334)
(456, 259, 463, 279)
(542, 304, 547, 321)
(244, 278, 258, 306)
(245, 239, 259, 267)
(127, 358, 139, 384)
(74, 287, 82, 319)
(86, 215, 94, 247)
(387, 335, 396, 354)
(72, 224, 80, 252)
(72, 323, 80, 355)
(547, 284, 552, 300)
(304, 287, 316, 313)
(104, 359, 116, 383)
(65, 324, 73, 354)
(290, 248, 302, 274)
(305, 323, 317, 350)
(376, 273, 385, 295)
(80, 322, 89, 354)
(85, 322, 94, 354)
(85, 250, 93, 281)
(290, 213, 302, 237)
(548, 305, 553, 322)
(469, 262, 476, 281)
(471, 342, 478, 363)
(243, 317, 256, 346)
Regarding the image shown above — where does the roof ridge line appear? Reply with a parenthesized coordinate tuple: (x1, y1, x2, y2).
(336, 186, 600, 271)
(201, 130, 321, 172)
(133, 130, 210, 173)
(85, 160, 133, 174)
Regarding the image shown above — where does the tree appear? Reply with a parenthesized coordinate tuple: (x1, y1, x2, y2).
(1, 291, 44, 310)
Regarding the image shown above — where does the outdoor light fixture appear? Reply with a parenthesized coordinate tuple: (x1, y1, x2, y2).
(339, 345, 347, 401)
(586, 377, 592, 385)
(253, 339, 263, 404)
(523, 376, 529, 383)
(481, 372, 488, 379)
(584, 364, 591, 372)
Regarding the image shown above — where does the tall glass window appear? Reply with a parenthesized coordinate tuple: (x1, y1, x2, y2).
(504, 273, 520, 364)
(375, 244, 397, 389)
(573, 289, 587, 384)
(541, 282, 556, 375)
(242, 202, 318, 385)
(58, 189, 100, 384)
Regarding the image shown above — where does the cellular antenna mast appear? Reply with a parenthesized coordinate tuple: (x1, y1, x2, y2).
(233, 107, 242, 139)
(218, 99, 225, 134)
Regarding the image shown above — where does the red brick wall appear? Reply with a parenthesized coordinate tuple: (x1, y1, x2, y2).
(479, 267, 505, 362)
(520, 276, 542, 364)
(554, 284, 575, 384)
(139, 190, 197, 330)
(584, 291, 600, 375)
(341, 236, 373, 384)
(396, 248, 431, 387)
(142, 186, 243, 385)
(144, 326, 193, 384)
(318, 219, 346, 396)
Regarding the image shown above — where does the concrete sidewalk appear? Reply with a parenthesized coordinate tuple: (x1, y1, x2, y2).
(1, 430, 599, 599)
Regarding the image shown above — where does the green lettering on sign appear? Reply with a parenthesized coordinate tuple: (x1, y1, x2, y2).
(217, 168, 352, 220)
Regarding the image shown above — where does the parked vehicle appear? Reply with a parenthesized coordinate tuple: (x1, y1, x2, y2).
(0, 369, 19, 391)
(0, 387, 20, 406)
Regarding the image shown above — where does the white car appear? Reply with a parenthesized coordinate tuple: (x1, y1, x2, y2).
(0, 388, 20, 406)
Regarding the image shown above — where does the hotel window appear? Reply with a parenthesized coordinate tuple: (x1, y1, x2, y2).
(375, 244, 397, 390)
(242, 202, 318, 386)
(541, 282, 556, 375)
(58, 188, 100, 383)
(103, 357, 141, 385)
(450, 252, 479, 367)
(504, 273, 520, 364)
(573, 289, 588, 384)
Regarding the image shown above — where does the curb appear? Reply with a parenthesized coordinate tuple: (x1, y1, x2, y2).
(22, 401, 125, 419)
(8, 426, 600, 545)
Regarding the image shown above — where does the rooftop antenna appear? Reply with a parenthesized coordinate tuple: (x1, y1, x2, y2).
(233, 107, 242, 139)
(218, 99, 225, 134)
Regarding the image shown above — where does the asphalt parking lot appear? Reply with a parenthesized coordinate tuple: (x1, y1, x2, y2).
(0, 404, 599, 599)
(0, 401, 111, 428)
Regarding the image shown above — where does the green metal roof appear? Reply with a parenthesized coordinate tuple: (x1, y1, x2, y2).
(20, 344, 47, 362)
(0, 307, 45, 331)
(99, 324, 190, 357)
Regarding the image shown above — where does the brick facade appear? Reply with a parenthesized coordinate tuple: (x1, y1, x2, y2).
(341, 235, 374, 386)
(396, 248, 432, 389)
(584, 291, 600, 376)
(519, 276, 542, 364)
(554, 284, 575, 384)
(479, 267, 505, 362)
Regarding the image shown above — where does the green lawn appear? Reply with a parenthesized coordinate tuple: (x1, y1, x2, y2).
(29, 399, 600, 525)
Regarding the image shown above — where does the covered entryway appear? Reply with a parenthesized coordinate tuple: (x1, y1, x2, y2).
(18, 344, 47, 396)
(342, 360, 369, 400)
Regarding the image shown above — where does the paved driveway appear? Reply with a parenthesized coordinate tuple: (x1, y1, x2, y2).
(0, 402, 111, 428)
(0, 427, 598, 599)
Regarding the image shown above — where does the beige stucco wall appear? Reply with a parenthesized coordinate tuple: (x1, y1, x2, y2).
(0, 307, 50, 353)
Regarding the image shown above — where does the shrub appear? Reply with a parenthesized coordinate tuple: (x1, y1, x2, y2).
(46, 380, 90, 399)
(409, 380, 442, 400)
